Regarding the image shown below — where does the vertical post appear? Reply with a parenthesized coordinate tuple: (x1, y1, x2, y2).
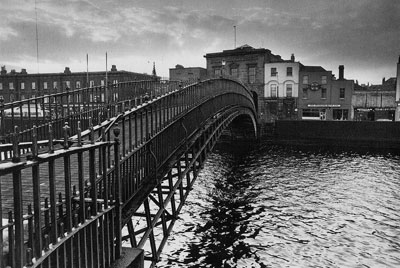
(113, 126, 121, 258)
(13, 168, 24, 268)
(0, 98, 4, 140)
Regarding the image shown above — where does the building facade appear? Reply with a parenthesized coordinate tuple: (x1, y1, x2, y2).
(264, 54, 300, 120)
(204, 44, 283, 122)
(0, 65, 154, 103)
(298, 65, 354, 120)
(169, 65, 207, 82)
(353, 78, 397, 121)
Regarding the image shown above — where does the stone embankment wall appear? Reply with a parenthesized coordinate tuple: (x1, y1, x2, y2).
(262, 120, 400, 150)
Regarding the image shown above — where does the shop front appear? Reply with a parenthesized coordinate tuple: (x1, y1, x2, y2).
(354, 107, 395, 121)
(301, 104, 344, 120)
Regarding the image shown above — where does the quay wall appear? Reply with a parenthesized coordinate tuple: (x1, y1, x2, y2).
(262, 120, 400, 150)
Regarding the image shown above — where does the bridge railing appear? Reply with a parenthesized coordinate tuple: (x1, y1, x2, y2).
(0, 119, 124, 268)
(0, 80, 185, 161)
(0, 77, 256, 267)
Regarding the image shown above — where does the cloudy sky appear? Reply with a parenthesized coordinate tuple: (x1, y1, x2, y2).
(1, 0, 399, 84)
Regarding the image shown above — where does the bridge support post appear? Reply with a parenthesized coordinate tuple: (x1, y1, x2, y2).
(114, 126, 122, 259)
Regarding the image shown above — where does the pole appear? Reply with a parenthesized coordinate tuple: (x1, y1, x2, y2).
(234, 25, 236, 48)
(35, 0, 39, 73)
(105, 52, 108, 104)
(86, 53, 89, 86)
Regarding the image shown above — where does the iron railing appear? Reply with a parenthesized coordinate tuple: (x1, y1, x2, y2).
(0, 78, 257, 268)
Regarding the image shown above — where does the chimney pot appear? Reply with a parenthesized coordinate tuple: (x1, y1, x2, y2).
(291, 53, 295, 62)
(64, 67, 71, 74)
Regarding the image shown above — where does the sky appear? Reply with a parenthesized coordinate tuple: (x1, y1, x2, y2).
(1, 0, 399, 85)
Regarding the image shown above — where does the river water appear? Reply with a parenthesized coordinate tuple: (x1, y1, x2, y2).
(155, 143, 400, 268)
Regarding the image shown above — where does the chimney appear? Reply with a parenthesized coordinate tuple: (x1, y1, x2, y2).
(21, 69, 27, 74)
(111, 65, 117, 72)
(1, 66, 6, 75)
(339, 65, 344, 80)
(382, 77, 386, 84)
(64, 67, 71, 74)
(290, 53, 295, 62)
(10, 69, 16, 74)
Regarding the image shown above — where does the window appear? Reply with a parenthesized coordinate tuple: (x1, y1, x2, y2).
(214, 69, 221, 77)
(101, 80, 105, 86)
(65, 81, 71, 89)
(53, 81, 58, 89)
(248, 67, 256, 84)
(89, 80, 95, 87)
(270, 84, 277, 98)
(0, 83, 2, 90)
(302, 109, 320, 119)
(231, 68, 238, 77)
(339, 88, 345, 99)
(271, 67, 277, 76)
(321, 75, 327, 85)
(9, 94, 14, 102)
(21, 95, 25, 100)
(43, 82, 48, 90)
(302, 88, 308, 99)
(112, 79, 118, 85)
(333, 109, 348, 120)
(287, 67, 293, 76)
(286, 84, 293, 97)
(76, 81, 81, 89)
(9, 82, 14, 90)
(32, 82, 36, 90)
(303, 75, 309, 84)
(321, 88, 327, 99)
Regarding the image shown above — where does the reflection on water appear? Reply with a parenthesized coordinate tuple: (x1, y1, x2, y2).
(156, 144, 400, 268)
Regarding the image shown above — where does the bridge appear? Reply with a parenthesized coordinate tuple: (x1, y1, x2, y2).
(0, 78, 258, 268)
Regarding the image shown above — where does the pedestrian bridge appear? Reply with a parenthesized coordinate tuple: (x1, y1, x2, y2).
(0, 78, 257, 268)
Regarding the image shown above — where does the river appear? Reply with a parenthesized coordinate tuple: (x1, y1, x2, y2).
(155, 143, 400, 268)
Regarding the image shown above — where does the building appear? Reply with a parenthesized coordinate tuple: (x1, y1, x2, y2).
(0, 65, 155, 103)
(204, 44, 283, 122)
(169, 65, 207, 82)
(264, 54, 300, 120)
(297, 65, 354, 120)
(353, 78, 397, 121)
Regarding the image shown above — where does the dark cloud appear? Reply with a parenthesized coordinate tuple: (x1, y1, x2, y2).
(1, 0, 398, 83)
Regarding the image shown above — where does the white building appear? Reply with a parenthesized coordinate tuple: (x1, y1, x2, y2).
(264, 55, 300, 99)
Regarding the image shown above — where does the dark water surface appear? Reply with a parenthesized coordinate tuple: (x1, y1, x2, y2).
(155, 144, 400, 268)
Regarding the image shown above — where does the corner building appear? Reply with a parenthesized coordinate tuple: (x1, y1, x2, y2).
(204, 45, 283, 123)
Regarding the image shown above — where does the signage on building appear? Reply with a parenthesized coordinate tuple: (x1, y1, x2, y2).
(310, 82, 321, 91)
(307, 104, 341, 108)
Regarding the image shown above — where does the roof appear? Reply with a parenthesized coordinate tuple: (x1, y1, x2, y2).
(300, 65, 327, 72)
(204, 45, 272, 58)
(355, 77, 397, 91)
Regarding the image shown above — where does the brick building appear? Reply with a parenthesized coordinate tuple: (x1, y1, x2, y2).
(298, 65, 354, 120)
(0, 65, 154, 103)
(204, 44, 283, 122)
(169, 65, 207, 82)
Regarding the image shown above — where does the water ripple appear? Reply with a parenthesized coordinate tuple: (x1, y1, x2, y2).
(156, 145, 400, 268)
